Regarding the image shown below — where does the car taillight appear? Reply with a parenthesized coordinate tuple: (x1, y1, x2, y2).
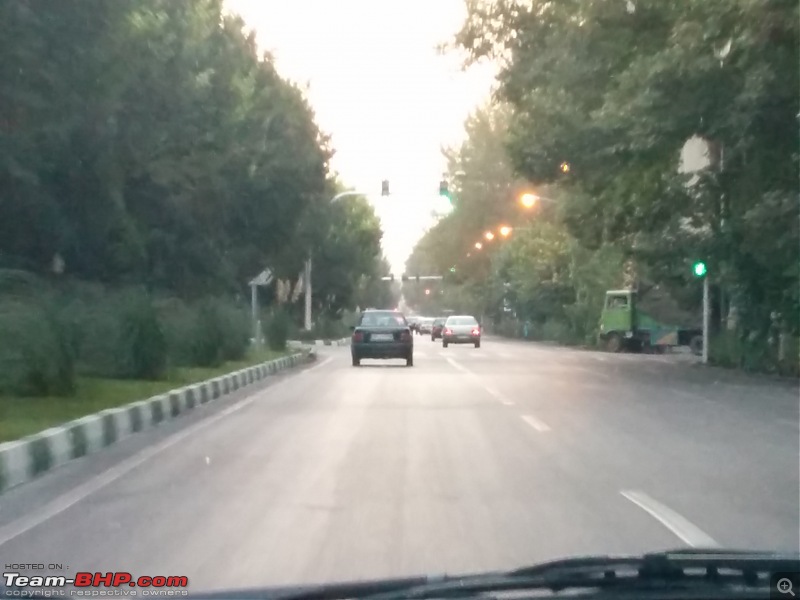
(353, 331, 364, 343)
(444, 328, 453, 336)
(471, 328, 480, 336)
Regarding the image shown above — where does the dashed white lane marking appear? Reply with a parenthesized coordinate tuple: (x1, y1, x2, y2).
(446, 357, 472, 374)
(0, 359, 331, 548)
(484, 386, 515, 406)
(521, 414, 551, 432)
(621, 490, 720, 548)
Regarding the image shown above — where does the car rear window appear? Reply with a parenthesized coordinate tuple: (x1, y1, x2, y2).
(359, 312, 406, 327)
(447, 317, 478, 326)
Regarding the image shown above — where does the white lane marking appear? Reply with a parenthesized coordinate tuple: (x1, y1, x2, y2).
(621, 490, 720, 548)
(484, 387, 515, 406)
(521, 414, 551, 432)
(446, 357, 471, 374)
(496, 351, 514, 359)
(0, 360, 330, 548)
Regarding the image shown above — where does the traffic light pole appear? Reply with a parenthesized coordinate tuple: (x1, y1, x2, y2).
(702, 275, 709, 365)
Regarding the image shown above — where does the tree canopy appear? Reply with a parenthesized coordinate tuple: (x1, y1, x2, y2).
(454, 0, 799, 338)
(0, 0, 389, 310)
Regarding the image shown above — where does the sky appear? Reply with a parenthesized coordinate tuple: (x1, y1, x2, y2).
(224, 0, 497, 275)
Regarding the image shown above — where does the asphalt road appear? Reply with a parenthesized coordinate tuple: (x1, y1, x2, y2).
(0, 336, 797, 594)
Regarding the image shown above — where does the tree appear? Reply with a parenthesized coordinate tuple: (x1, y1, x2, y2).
(0, 0, 334, 298)
(456, 0, 799, 345)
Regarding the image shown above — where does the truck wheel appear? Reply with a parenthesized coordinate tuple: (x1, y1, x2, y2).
(690, 335, 703, 356)
(605, 333, 623, 353)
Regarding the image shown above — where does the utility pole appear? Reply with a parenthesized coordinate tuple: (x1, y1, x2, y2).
(702, 274, 710, 365)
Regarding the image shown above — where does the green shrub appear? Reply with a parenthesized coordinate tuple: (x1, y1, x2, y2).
(188, 299, 227, 367)
(539, 319, 577, 345)
(157, 298, 197, 368)
(0, 298, 76, 396)
(115, 292, 167, 380)
(216, 302, 250, 361)
(265, 309, 290, 351)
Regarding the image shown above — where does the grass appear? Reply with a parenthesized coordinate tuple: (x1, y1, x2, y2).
(0, 347, 291, 443)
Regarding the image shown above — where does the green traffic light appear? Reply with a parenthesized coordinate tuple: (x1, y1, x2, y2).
(449, 266, 456, 273)
(692, 261, 707, 277)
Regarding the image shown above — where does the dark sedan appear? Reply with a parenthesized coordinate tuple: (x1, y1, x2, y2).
(431, 317, 446, 341)
(351, 310, 414, 367)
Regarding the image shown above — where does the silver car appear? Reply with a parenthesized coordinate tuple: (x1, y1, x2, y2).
(442, 315, 481, 348)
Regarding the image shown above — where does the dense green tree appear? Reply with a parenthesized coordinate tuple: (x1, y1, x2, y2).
(0, 0, 359, 303)
(455, 0, 799, 343)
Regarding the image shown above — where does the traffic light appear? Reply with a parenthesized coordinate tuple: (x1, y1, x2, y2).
(449, 266, 456, 273)
(381, 180, 390, 196)
(439, 180, 448, 196)
(692, 261, 707, 277)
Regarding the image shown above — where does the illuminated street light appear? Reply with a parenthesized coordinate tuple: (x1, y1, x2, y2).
(520, 193, 538, 209)
(499, 225, 512, 237)
(425, 288, 431, 295)
(560, 161, 571, 173)
(474, 242, 483, 250)
(484, 231, 495, 241)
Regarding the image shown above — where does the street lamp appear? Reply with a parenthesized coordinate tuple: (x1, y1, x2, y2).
(499, 225, 512, 237)
(519, 193, 538, 209)
(474, 242, 483, 250)
(304, 185, 385, 330)
(484, 231, 495, 241)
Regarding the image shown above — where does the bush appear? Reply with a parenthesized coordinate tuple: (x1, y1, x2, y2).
(539, 319, 580, 345)
(0, 298, 76, 396)
(265, 309, 290, 351)
(187, 299, 228, 367)
(216, 302, 250, 362)
(115, 292, 167, 380)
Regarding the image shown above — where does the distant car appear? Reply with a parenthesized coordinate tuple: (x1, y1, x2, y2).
(431, 317, 446, 341)
(418, 318, 435, 335)
(351, 309, 414, 367)
(442, 315, 481, 348)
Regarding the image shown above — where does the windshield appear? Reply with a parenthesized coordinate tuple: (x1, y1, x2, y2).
(447, 317, 478, 326)
(360, 312, 406, 327)
(0, 0, 797, 597)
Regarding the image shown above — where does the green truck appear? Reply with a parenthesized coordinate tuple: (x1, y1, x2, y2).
(598, 288, 703, 354)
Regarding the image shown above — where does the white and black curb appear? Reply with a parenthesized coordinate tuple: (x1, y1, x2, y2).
(0, 352, 311, 494)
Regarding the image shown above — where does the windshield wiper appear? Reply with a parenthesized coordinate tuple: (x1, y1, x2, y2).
(242, 549, 799, 600)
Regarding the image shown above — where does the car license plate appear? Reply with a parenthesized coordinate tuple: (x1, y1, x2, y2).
(371, 334, 393, 341)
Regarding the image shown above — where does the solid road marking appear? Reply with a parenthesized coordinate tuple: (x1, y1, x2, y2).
(521, 414, 551, 432)
(621, 490, 720, 548)
(0, 356, 334, 548)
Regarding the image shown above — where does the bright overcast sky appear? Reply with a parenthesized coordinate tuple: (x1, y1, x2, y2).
(224, 0, 497, 274)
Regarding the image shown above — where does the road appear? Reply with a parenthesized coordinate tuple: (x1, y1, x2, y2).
(0, 337, 797, 594)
